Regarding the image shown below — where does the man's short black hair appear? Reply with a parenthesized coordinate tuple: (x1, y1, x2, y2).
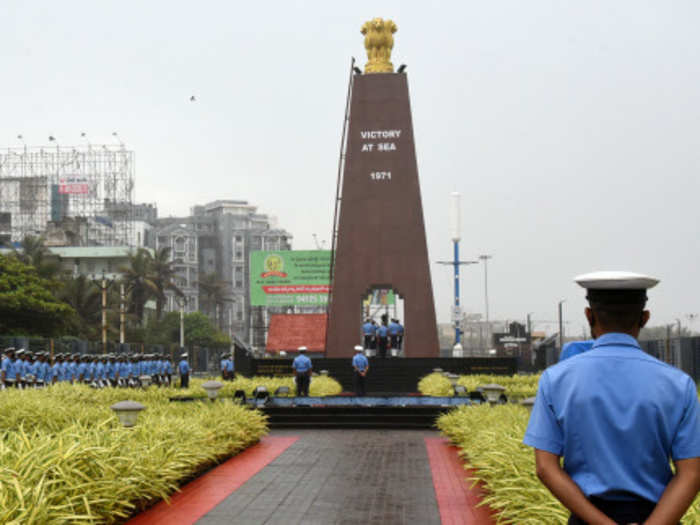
(587, 289, 647, 332)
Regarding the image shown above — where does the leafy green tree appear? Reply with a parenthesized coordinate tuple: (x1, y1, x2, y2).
(145, 311, 230, 347)
(0, 255, 76, 336)
(150, 246, 183, 321)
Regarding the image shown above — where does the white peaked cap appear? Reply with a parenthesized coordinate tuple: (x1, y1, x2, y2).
(354, 345, 364, 352)
(297, 346, 307, 352)
(574, 271, 659, 290)
(181, 353, 188, 358)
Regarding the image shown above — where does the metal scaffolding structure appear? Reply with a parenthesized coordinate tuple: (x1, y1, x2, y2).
(0, 145, 135, 246)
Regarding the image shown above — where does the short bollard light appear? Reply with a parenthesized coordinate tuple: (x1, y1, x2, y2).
(453, 384, 467, 396)
(202, 380, 223, 401)
(447, 373, 460, 386)
(320, 370, 329, 376)
(480, 383, 506, 404)
(275, 385, 291, 396)
(110, 401, 146, 427)
(139, 375, 152, 388)
(433, 368, 443, 374)
(520, 396, 536, 413)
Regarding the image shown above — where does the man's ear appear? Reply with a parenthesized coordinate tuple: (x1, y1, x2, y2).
(584, 307, 594, 326)
(640, 310, 650, 328)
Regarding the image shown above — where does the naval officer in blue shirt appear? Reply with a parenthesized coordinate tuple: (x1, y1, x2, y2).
(292, 346, 312, 396)
(558, 339, 595, 362)
(362, 319, 376, 350)
(524, 271, 700, 524)
(1, 347, 17, 387)
(178, 353, 190, 389)
(351, 345, 369, 396)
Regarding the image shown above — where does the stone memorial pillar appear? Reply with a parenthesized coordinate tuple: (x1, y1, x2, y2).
(326, 18, 439, 358)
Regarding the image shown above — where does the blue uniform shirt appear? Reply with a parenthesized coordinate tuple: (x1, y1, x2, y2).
(178, 359, 189, 375)
(51, 362, 61, 381)
(2, 357, 16, 380)
(352, 353, 369, 372)
(292, 354, 312, 373)
(524, 333, 700, 503)
(388, 321, 400, 336)
(165, 361, 172, 374)
(226, 359, 234, 372)
(376, 325, 388, 337)
(559, 339, 595, 362)
(77, 362, 87, 379)
(14, 359, 25, 379)
(362, 322, 376, 335)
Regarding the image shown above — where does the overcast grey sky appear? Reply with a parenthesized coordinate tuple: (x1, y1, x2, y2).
(3, 1, 699, 334)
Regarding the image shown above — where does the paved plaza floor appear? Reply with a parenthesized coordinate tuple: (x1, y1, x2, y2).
(128, 429, 495, 525)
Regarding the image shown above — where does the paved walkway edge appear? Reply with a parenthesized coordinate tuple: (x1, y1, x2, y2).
(127, 436, 299, 525)
(424, 437, 497, 525)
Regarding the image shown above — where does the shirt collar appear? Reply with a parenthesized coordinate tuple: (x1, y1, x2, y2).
(592, 333, 641, 350)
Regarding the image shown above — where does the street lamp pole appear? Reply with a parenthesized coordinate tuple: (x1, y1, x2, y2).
(119, 283, 126, 345)
(91, 271, 114, 354)
(180, 297, 186, 350)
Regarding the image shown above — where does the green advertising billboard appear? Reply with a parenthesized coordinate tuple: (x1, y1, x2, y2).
(250, 250, 331, 307)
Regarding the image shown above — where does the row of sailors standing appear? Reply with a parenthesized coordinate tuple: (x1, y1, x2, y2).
(0, 347, 173, 388)
(361, 318, 404, 358)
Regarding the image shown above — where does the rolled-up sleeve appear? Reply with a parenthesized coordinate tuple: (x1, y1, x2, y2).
(523, 371, 564, 455)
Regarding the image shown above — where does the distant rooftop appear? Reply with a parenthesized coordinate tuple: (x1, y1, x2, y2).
(48, 246, 138, 258)
(0, 246, 144, 258)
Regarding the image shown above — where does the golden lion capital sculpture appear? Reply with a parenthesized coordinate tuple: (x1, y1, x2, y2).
(361, 18, 397, 74)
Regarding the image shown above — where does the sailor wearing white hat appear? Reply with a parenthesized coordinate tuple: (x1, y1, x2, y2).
(524, 271, 700, 524)
(178, 353, 190, 389)
(292, 346, 312, 397)
(351, 345, 369, 396)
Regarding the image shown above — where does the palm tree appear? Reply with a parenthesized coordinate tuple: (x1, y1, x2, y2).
(197, 272, 231, 330)
(13, 235, 62, 280)
(150, 246, 183, 320)
(118, 248, 157, 326)
(57, 274, 101, 339)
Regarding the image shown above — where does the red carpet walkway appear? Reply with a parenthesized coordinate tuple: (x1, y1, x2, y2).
(127, 436, 298, 525)
(425, 437, 496, 525)
(128, 431, 495, 525)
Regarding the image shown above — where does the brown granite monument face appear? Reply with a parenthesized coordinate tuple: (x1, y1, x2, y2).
(326, 71, 440, 357)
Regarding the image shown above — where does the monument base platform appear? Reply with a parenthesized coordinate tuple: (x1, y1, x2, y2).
(235, 347, 517, 393)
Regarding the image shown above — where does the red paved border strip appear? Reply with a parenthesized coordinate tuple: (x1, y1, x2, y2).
(425, 437, 497, 525)
(127, 436, 298, 525)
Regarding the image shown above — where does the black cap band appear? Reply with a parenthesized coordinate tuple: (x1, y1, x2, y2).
(586, 289, 648, 306)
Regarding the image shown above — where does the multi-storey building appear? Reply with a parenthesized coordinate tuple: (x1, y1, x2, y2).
(154, 200, 292, 347)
